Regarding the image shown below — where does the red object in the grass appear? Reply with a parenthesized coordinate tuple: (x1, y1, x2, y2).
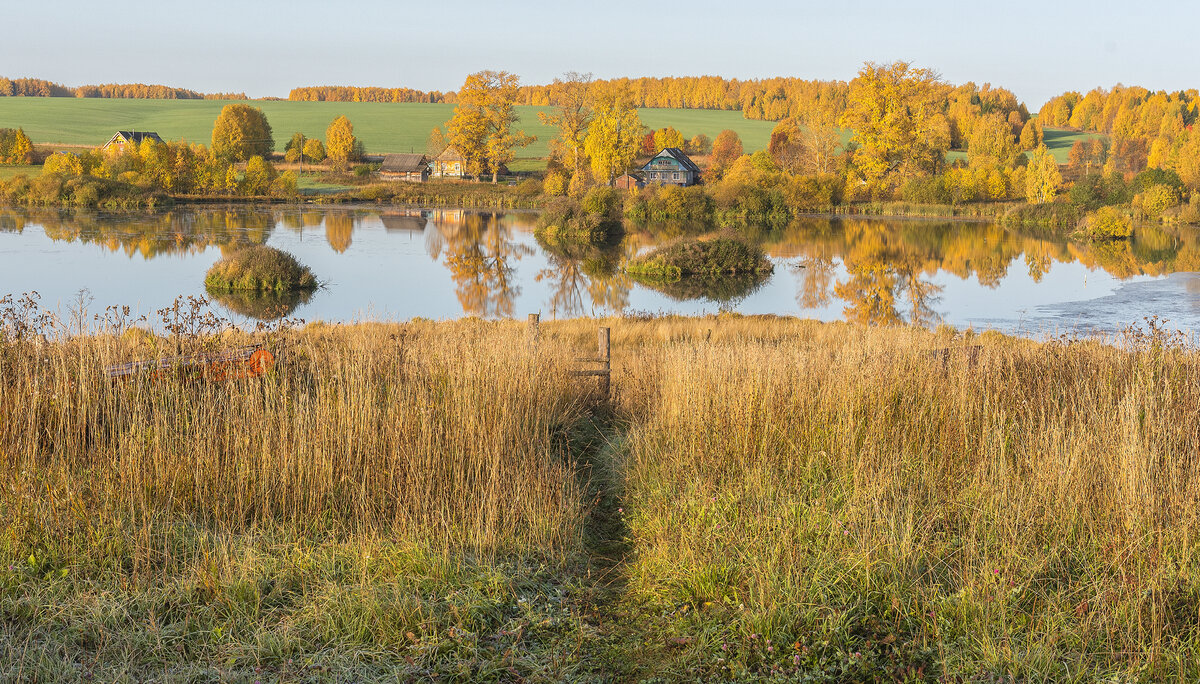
(105, 345, 275, 383)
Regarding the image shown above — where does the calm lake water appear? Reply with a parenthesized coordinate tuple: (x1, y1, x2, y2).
(2, 205, 1200, 337)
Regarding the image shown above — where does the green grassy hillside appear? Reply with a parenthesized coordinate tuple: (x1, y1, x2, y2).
(0, 99, 778, 158)
(1042, 127, 1108, 163)
(0, 97, 1104, 170)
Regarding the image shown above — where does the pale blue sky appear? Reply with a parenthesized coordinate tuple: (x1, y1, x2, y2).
(4, 0, 1196, 109)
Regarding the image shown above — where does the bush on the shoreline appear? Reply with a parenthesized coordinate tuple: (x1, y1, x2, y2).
(626, 235, 773, 280)
(204, 245, 317, 292)
(999, 202, 1081, 229)
(1077, 205, 1133, 240)
(535, 186, 624, 240)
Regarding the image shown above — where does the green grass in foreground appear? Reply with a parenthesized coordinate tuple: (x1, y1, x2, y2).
(0, 99, 779, 157)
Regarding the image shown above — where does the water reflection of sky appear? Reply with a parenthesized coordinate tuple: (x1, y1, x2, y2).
(1, 206, 1199, 337)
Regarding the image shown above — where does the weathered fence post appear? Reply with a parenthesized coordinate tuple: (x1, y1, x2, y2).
(598, 326, 610, 399)
(527, 313, 539, 348)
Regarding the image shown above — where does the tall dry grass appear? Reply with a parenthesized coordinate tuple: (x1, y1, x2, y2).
(0, 306, 604, 679)
(0, 318, 591, 560)
(4, 305, 1200, 679)
(613, 320, 1200, 679)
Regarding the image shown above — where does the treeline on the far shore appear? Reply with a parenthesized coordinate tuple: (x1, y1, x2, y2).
(0, 76, 245, 100)
(288, 75, 1025, 128)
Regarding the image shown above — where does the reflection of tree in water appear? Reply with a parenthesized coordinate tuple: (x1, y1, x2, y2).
(10, 208, 276, 258)
(793, 256, 836, 309)
(0, 210, 26, 233)
(436, 212, 532, 318)
(796, 218, 1200, 325)
(324, 213, 354, 254)
(535, 233, 631, 317)
(210, 288, 314, 320)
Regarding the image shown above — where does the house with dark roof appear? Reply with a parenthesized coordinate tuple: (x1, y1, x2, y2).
(641, 148, 701, 187)
(379, 153, 429, 182)
(101, 131, 164, 153)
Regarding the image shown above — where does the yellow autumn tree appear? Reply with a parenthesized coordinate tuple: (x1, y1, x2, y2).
(446, 71, 534, 182)
(1026, 145, 1062, 203)
(302, 138, 326, 163)
(211, 104, 273, 161)
(325, 116, 362, 165)
(653, 126, 685, 151)
(42, 152, 83, 176)
(1018, 119, 1042, 150)
(538, 72, 593, 175)
(841, 61, 950, 188)
(967, 113, 1020, 169)
(584, 83, 643, 185)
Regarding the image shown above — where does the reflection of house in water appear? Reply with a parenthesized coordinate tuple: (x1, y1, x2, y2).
(428, 208, 464, 223)
(380, 210, 428, 239)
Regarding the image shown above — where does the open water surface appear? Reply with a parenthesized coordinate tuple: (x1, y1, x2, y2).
(2, 205, 1199, 337)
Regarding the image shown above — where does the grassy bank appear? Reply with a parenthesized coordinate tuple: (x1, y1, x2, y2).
(2, 310, 1199, 680)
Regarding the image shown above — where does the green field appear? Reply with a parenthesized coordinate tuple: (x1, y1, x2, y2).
(0, 99, 778, 158)
(0, 165, 38, 179)
(0, 98, 1109, 172)
(1042, 127, 1107, 163)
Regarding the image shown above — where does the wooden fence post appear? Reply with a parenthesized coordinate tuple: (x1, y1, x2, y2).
(598, 326, 610, 399)
(527, 313, 540, 347)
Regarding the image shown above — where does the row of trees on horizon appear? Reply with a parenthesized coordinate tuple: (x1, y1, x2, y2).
(0, 77, 245, 100)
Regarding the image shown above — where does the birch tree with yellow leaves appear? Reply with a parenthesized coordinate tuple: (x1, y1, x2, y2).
(446, 71, 534, 182)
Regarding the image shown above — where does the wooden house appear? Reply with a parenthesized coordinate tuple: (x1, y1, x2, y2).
(102, 131, 164, 153)
(379, 153, 429, 182)
(433, 147, 466, 178)
(614, 173, 644, 190)
(640, 148, 701, 187)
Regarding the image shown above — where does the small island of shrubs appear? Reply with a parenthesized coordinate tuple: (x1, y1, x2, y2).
(535, 186, 624, 241)
(204, 245, 318, 294)
(625, 236, 773, 280)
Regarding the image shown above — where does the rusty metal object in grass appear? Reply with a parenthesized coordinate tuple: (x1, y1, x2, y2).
(105, 344, 275, 383)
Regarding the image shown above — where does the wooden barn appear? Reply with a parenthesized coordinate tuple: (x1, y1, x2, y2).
(641, 148, 701, 187)
(102, 131, 164, 153)
(433, 147, 466, 178)
(379, 153, 429, 182)
(614, 173, 644, 190)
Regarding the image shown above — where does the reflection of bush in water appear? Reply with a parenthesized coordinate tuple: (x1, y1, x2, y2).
(211, 288, 314, 320)
(582, 254, 620, 279)
(536, 231, 622, 269)
(628, 270, 770, 303)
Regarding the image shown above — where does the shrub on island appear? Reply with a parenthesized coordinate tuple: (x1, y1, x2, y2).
(625, 236, 773, 280)
(204, 245, 317, 293)
(535, 186, 624, 241)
